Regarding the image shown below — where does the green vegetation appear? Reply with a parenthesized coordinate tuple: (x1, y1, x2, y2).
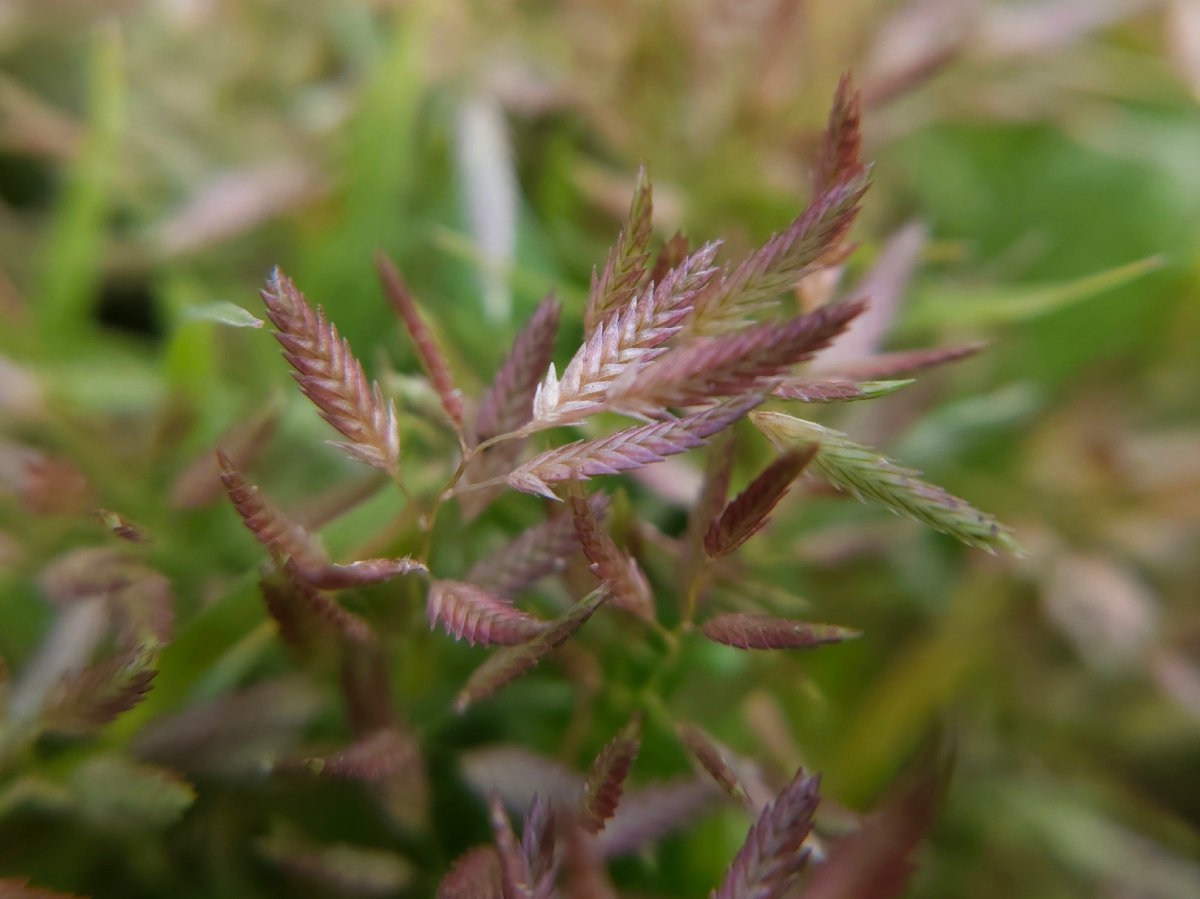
(1, 4, 1198, 898)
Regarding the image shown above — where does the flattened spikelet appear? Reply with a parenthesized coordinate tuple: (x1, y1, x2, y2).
(438, 847, 503, 899)
(818, 343, 985, 380)
(614, 300, 865, 417)
(220, 453, 425, 590)
(218, 450, 326, 569)
(261, 573, 375, 649)
(533, 243, 722, 426)
(375, 252, 464, 427)
(649, 232, 690, 286)
(521, 795, 559, 899)
(427, 580, 550, 647)
(455, 588, 610, 712)
(705, 449, 816, 557)
(466, 494, 610, 597)
(490, 797, 535, 899)
(813, 73, 864, 194)
(688, 78, 867, 338)
(279, 728, 417, 782)
(510, 395, 762, 499)
(678, 723, 752, 807)
(261, 268, 400, 473)
(571, 489, 654, 621)
(476, 294, 563, 443)
(587, 165, 653, 334)
(711, 769, 820, 899)
(462, 294, 562, 519)
(701, 613, 860, 650)
(771, 378, 913, 403)
(40, 653, 156, 734)
(751, 412, 1020, 553)
(581, 714, 644, 833)
(688, 176, 869, 338)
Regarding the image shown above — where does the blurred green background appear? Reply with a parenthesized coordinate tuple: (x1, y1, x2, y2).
(1, 1, 1199, 897)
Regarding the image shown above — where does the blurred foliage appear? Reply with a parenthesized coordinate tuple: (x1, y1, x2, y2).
(1, 1, 1199, 898)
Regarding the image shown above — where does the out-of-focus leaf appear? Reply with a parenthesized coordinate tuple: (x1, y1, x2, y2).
(904, 256, 1164, 329)
(36, 24, 123, 341)
(258, 831, 415, 897)
(68, 756, 194, 832)
(178, 301, 265, 329)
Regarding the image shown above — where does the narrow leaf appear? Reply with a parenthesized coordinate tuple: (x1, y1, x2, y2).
(261, 267, 400, 474)
(510, 395, 762, 499)
(532, 242, 722, 426)
(427, 580, 550, 647)
(771, 379, 913, 403)
(907, 256, 1164, 328)
(581, 714, 644, 833)
(586, 165, 653, 334)
(705, 449, 816, 557)
(711, 768, 821, 899)
(702, 613, 860, 651)
(375, 252, 464, 427)
(570, 489, 654, 621)
(455, 588, 610, 712)
(466, 494, 610, 598)
(180, 300, 264, 329)
(751, 412, 1020, 553)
